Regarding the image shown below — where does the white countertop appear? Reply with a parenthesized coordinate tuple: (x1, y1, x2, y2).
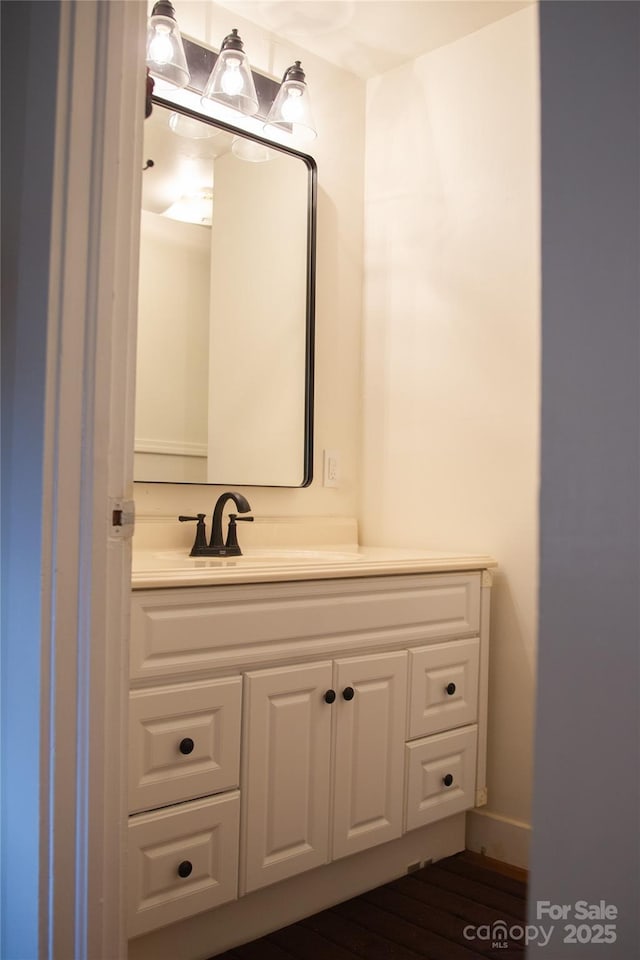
(131, 545, 496, 589)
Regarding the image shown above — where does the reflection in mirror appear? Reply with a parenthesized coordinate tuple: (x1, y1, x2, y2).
(135, 99, 315, 486)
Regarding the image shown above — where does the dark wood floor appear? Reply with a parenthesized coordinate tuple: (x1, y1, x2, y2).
(213, 852, 528, 960)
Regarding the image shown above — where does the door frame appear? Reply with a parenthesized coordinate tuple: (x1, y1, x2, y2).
(45, 2, 146, 955)
(1, 2, 146, 957)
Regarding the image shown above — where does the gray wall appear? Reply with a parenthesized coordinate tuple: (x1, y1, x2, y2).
(1, 2, 61, 957)
(530, 2, 639, 956)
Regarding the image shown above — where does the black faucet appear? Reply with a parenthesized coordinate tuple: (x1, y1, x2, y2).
(210, 491, 253, 554)
(179, 491, 253, 557)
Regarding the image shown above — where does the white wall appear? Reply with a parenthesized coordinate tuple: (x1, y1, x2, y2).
(135, 210, 210, 482)
(135, 0, 365, 523)
(360, 6, 540, 865)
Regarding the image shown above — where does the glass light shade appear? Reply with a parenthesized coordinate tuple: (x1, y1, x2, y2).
(146, 1, 189, 90)
(264, 62, 317, 142)
(231, 136, 271, 163)
(168, 112, 218, 139)
(201, 29, 259, 117)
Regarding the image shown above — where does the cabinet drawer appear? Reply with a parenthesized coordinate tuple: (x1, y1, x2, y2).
(129, 677, 241, 814)
(128, 792, 240, 938)
(405, 726, 477, 831)
(130, 573, 481, 681)
(408, 638, 479, 739)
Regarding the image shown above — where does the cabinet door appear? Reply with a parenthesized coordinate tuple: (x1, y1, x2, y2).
(242, 661, 333, 894)
(129, 677, 241, 813)
(332, 652, 408, 860)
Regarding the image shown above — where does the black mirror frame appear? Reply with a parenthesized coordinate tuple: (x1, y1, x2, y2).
(146, 90, 316, 488)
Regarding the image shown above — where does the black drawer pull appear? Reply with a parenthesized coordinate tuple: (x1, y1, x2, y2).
(177, 860, 193, 878)
(342, 686, 355, 701)
(179, 737, 194, 755)
(445, 682, 456, 696)
(324, 689, 336, 704)
(442, 774, 454, 787)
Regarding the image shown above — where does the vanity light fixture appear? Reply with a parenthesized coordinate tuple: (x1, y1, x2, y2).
(151, 33, 319, 143)
(201, 29, 259, 118)
(264, 62, 317, 142)
(146, 0, 190, 90)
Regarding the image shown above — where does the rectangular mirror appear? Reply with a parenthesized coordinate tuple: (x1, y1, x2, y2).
(135, 97, 316, 486)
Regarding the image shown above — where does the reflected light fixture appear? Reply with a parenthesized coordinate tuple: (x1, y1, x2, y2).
(201, 29, 259, 118)
(146, 0, 190, 90)
(231, 136, 271, 163)
(264, 62, 317, 142)
(163, 189, 213, 226)
(168, 111, 218, 139)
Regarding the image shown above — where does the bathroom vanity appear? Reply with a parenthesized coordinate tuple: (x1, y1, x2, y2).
(127, 535, 494, 959)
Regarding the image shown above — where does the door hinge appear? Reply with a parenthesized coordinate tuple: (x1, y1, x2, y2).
(110, 498, 135, 540)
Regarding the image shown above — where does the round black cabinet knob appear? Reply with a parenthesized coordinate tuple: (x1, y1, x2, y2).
(177, 860, 193, 878)
(445, 682, 456, 696)
(179, 737, 195, 755)
(442, 774, 454, 787)
(342, 686, 355, 701)
(324, 689, 336, 704)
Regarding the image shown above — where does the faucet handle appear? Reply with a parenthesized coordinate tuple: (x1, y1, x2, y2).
(225, 513, 254, 552)
(178, 514, 208, 555)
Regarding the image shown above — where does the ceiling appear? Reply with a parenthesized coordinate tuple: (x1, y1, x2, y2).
(143, 2, 534, 215)
(212, 0, 533, 79)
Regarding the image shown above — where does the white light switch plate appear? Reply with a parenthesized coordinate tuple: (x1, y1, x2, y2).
(323, 449, 340, 488)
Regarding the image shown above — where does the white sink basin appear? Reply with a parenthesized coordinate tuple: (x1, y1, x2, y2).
(135, 548, 363, 572)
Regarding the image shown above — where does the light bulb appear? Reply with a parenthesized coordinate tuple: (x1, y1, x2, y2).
(148, 24, 173, 65)
(201, 29, 258, 116)
(220, 58, 244, 96)
(281, 88, 304, 123)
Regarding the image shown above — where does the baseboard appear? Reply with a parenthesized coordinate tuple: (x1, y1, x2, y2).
(465, 807, 531, 870)
(461, 849, 528, 883)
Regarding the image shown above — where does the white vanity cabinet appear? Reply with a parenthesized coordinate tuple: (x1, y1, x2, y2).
(241, 651, 407, 894)
(128, 567, 492, 957)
